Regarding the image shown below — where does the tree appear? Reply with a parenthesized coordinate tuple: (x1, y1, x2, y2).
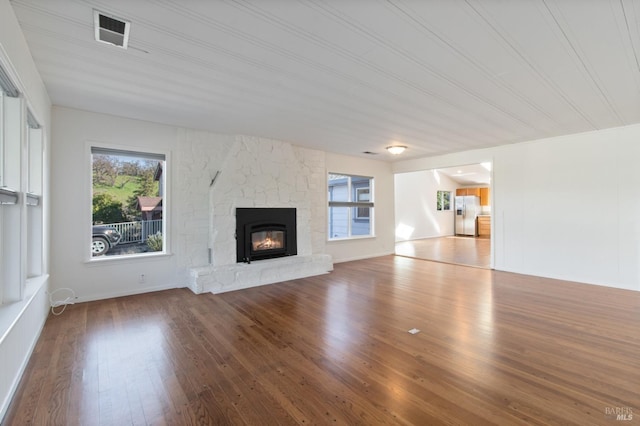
(121, 161, 141, 176)
(92, 155, 119, 186)
(127, 167, 158, 212)
(136, 168, 156, 196)
(93, 193, 125, 224)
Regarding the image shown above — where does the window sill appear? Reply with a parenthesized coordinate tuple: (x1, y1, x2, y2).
(0, 274, 49, 345)
(327, 235, 376, 243)
(85, 251, 173, 265)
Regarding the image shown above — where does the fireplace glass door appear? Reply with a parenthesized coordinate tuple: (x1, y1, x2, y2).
(251, 230, 285, 252)
(244, 223, 288, 262)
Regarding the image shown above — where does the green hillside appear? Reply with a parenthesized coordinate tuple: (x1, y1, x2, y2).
(93, 175, 144, 205)
(93, 173, 160, 223)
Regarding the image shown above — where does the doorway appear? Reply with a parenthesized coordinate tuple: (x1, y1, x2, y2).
(394, 163, 492, 269)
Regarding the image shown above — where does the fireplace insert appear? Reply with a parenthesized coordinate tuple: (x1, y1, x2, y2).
(236, 208, 297, 263)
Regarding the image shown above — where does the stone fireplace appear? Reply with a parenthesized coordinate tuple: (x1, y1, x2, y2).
(182, 135, 333, 294)
(236, 208, 297, 263)
(182, 136, 333, 294)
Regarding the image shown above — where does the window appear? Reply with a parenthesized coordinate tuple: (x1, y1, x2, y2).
(0, 90, 3, 187)
(1, 88, 22, 303)
(437, 190, 451, 211)
(328, 173, 374, 239)
(26, 110, 43, 277)
(0, 62, 36, 305)
(355, 187, 370, 219)
(91, 147, 166, 258)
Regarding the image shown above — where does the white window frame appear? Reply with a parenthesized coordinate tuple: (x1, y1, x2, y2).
(0, 62, 44, 304)
(437, 190, 451, 211)
(0, 91, 24, 304)
(0, 90, 4, 187)
(26, 110, 43, 278)
(327, 173, 374, 240)
(88, 144, 170, 261)
(354, 187, 370, 219)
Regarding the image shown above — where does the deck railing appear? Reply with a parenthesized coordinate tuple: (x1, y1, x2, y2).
(98, 220, 162, 244)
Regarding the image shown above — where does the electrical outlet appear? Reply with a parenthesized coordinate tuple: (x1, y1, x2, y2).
(139, 274, 145, 283)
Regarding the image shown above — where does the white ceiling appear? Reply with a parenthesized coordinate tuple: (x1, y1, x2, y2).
(10, 0, 640, 162)
(437, 163, 491, 186)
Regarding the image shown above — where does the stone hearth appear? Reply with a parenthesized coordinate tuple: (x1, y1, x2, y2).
(189, 254, 333, 294)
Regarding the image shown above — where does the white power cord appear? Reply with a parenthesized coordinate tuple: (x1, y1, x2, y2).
(49, 287, 76, 316)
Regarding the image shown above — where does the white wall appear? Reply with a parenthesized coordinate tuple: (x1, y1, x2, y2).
(393, 124, 640, 291)
(0, 0, 51, 420)
(325, 152, 396, 262)
(394, 170, 457, 241)
(51, 107, 181, 302)
(52, 107, 397, 299)
(53, 109, 307, 299)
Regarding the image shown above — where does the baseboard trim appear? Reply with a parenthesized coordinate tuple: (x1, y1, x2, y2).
(73, 283, 181, 303)
(332, 251, 395, 264)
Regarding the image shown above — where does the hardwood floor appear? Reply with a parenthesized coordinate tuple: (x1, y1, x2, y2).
(4, 256, 639, 425)
(395, 236, 491, 268)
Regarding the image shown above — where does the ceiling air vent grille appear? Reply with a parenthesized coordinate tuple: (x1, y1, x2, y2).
(94, 10, 130, 49)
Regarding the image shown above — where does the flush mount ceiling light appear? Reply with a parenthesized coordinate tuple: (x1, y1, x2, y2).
(94, 10, 130, 49)
(386, 145, 407, 155)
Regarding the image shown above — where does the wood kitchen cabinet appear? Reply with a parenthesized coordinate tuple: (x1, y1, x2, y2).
(479, 187, 490, 206)
(455, 187, 481, 197)
(477, 216, 491, 238)
(456, 187, 489, 205)
(467, 187, 481, 197)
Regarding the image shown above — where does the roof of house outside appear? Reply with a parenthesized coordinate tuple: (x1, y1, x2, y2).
(136, 196, 162, 212)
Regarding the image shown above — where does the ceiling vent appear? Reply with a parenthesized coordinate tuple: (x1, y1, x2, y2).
(94, 10, 130, 49)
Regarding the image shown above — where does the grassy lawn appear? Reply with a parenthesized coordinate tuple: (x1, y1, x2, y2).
(94, 175, 158, 205)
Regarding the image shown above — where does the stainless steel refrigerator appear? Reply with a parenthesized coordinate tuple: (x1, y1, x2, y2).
(455, 196, 480, 236)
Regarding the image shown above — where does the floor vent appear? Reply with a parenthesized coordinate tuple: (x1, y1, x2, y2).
(94, 10, 130, 49)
